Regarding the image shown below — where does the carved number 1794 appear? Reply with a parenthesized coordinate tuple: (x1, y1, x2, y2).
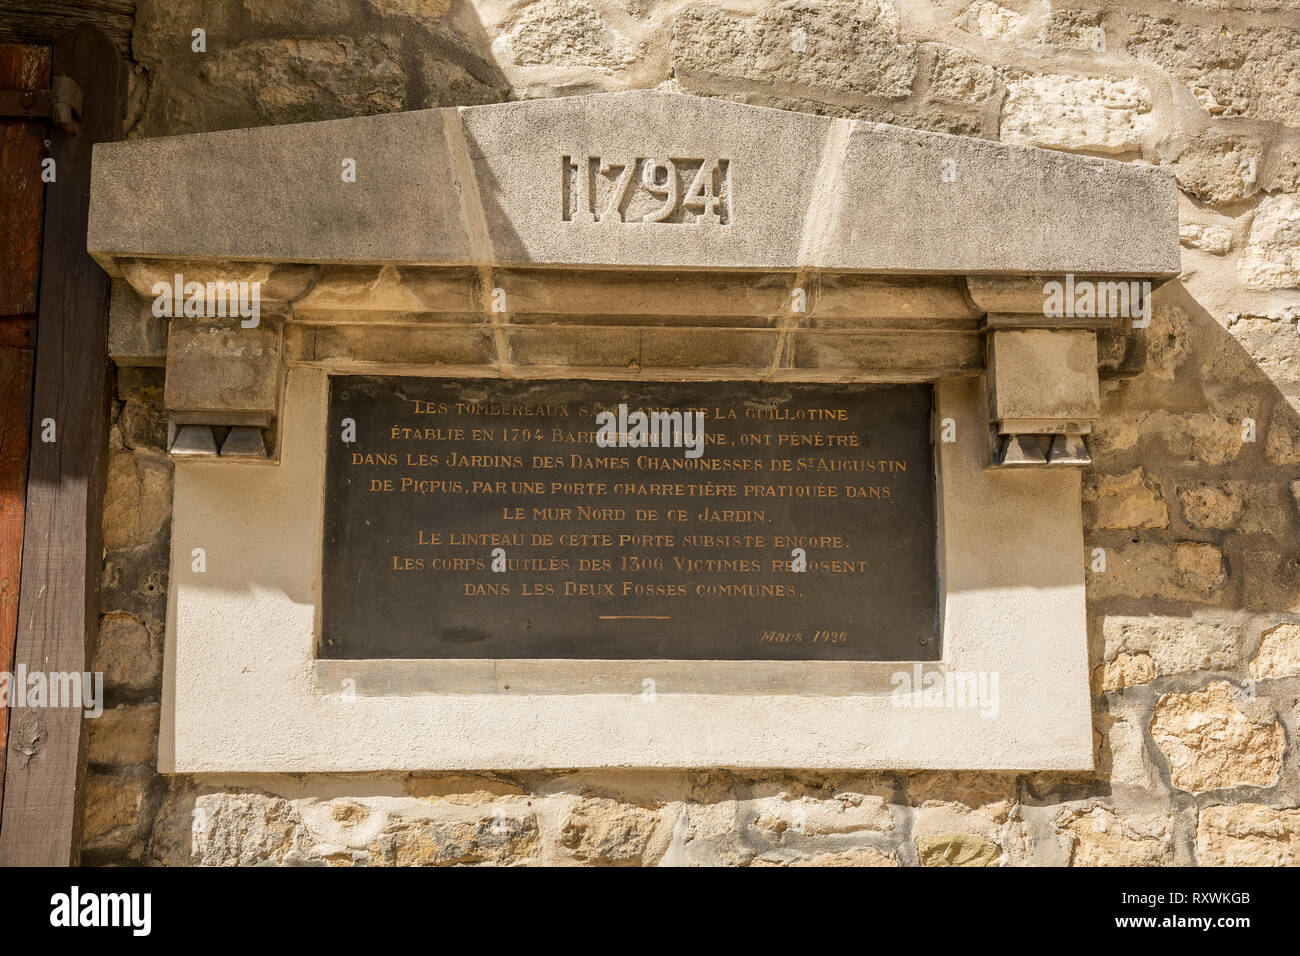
(562, 155, 731, 225)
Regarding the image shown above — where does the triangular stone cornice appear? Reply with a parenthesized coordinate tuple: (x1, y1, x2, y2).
(89, 91, 1179, 278)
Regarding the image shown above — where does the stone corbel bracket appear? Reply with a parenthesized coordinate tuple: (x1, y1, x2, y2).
(966, 275, 1161, 468)
(113, 258, 318, 461)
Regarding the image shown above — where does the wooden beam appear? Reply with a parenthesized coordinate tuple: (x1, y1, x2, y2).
(0, 2, 134, 60)
(0, 42, 48, 817)
(0, 24, 125, 866)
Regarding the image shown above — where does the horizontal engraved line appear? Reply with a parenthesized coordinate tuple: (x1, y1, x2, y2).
(285, 362, 956, 383)
(287, 320, 982, 333)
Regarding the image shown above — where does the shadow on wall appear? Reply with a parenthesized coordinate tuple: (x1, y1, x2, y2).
(1078, 276, 1300, 810)
(126, 0, 511, 138)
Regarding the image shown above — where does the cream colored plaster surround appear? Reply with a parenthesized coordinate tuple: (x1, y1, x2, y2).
(161, 368, 1093, 772)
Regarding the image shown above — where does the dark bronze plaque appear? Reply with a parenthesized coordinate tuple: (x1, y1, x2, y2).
(321, 377, 939, 661)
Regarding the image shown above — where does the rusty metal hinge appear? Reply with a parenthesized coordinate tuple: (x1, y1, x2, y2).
(0, 75, 83, 134)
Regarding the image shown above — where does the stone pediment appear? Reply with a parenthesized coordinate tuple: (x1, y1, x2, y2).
(88, 90, 1178, 275)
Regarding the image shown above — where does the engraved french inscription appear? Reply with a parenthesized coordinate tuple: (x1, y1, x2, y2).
(561, 156, 731, 224)
(322, 378, 939, 662)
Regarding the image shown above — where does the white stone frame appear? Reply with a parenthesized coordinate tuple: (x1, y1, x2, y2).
(160, 368, 1092, 772)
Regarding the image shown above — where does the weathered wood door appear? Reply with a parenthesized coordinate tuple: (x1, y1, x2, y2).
(0, 25, 125, 866)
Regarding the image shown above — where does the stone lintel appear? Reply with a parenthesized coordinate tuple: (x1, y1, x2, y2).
(89, 91, 1180, 277)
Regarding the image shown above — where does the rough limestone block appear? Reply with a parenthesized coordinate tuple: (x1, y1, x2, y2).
(1000, 74, 1154, 156)
(669, 2, 918, 102)
(1197, 805, 1300, 866)
(987, 329, 1099, 432)
(1150, 682, 1285, 793)
(1237, 194, 1300, 291)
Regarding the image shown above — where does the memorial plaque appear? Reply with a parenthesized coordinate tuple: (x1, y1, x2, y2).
(321, 377, 939, 661)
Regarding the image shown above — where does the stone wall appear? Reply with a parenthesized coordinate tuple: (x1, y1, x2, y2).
(81, 0, 1300, 865)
